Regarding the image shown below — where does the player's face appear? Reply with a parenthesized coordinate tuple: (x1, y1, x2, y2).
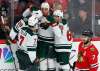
(81, 35, 90, 44)
(30, 27, 37, 32)
(54, 16, 62, 23)
(41, 8, 49, 16)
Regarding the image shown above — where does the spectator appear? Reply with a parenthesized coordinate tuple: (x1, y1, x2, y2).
(69, 0, 92, 37)
(0, 0, 9, 16)
(0, 0, 11, 39)
(79, 9, 88, 23)
(14, 0, 23, 25)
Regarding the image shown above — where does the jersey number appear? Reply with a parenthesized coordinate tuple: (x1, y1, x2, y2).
(92, 55, 95, 60)
(19, 35, 25, 46)
(67, 31, 72, 41)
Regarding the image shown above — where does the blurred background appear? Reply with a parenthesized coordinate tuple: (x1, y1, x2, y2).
(0, 0, 100, 38)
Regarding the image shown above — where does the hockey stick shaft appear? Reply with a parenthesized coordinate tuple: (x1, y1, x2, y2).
(1, 16, 18, 71)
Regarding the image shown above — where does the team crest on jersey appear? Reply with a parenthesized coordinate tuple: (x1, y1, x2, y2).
(78, 52, 83, 62)
(90, 48, 95, 52)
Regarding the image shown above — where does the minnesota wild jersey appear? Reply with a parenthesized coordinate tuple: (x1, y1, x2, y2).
(37, 15, 55, 58)
(38, 15, 55, 43)
(9, 19, 28, 40)
(16, 27, 38, 68)
(17, 27, 37, 51)
(51, 20, 72, 48)
(51, 19, 72, 65)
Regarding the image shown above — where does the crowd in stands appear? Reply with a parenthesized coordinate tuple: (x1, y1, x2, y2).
(0, 0, 98, 38)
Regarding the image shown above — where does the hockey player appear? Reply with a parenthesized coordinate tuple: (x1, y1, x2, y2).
(51, 10, 72, 71)
(37, 2, 56, 71)
(10, 7, 41, 40)
(11, 15, 39, 71)
(9, 18, 28, 41)
(75, 30, 99, 71)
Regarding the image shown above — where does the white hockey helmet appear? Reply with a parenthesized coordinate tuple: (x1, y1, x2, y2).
(32, 10, 43, 18)
(41, 2, 50, 10)
(53, 10, 63, 18)
(28, 15, 38, 27)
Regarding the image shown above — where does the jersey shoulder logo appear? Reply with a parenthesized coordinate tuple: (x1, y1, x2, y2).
(90, 47, 95, 52)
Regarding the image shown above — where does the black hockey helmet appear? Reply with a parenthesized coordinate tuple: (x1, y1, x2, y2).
(82, 30, 93, 37)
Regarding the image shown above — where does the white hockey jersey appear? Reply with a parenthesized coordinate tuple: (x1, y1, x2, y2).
(17, 27, 38, 62)
(9, 19, 28, 40)
(17, 27, 37, 51)
(51, 22, 72, 47)
(38, 16, 54, 43)
(38, 27, 54, 43)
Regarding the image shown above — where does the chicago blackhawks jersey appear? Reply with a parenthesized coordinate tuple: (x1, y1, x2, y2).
(75, 42, 99, 71)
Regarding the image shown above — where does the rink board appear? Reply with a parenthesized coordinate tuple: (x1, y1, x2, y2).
(0, 37, 100, 70)
(0, 40, 16, 71)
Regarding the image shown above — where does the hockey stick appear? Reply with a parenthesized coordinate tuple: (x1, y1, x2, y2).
(37, 45, 56, 71)
(1, 16, 18, 71)
(39, 45, 56, 62)
(69, 50, 77, 71)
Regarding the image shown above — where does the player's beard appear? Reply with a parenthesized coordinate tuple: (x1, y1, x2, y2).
(84, 40, 90, 45)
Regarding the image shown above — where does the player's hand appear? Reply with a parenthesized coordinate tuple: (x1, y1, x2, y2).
(34, 58, 40, 64)
(51, 23, 58, 27)
(40, 17, 51, 29)
(6, 39, 12, 45)
(41, 17, 49, 23)
(5, 25, 10, 31)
